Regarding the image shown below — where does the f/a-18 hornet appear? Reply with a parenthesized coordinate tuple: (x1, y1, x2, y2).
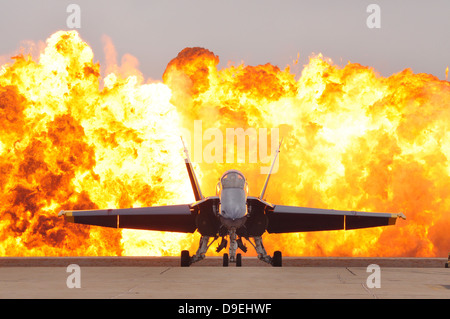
(59, 138, 406, 267)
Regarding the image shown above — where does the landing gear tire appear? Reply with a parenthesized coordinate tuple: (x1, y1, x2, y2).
(272, 251, 282, 267)
(236, 253, 242, 267)
(223, 253, 229, 267)
(181, 250, 191, 267)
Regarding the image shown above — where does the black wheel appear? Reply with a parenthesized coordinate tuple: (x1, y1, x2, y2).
(236, 253, 242, 267)
(181, 250, 190, 267)
(272, 251, 282, 267)
(223, 253, 229, 267)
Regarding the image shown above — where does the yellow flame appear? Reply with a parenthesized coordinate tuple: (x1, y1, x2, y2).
(0, 30, 449, 258)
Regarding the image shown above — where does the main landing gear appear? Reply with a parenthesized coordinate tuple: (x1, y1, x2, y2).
(180, 233, 283, 267)
(181, 249, 282, 267)
(181, 250, 191, 267)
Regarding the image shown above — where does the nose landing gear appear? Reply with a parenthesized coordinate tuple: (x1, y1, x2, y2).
(222, 252, 242, 267)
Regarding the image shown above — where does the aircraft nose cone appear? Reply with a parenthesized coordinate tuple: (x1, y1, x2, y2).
(220, 188, 246, 220)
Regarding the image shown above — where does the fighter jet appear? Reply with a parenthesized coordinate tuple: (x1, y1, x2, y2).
(59, 138, 406, 267)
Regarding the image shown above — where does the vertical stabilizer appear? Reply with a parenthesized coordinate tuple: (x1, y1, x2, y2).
(181, 137, 204, 201)
(259, 138, 283, 200)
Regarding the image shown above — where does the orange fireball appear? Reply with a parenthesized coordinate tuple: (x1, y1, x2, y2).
(0, 30, 449, 257)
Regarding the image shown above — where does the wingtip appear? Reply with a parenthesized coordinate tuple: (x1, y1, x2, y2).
(58, 210, 65, 217)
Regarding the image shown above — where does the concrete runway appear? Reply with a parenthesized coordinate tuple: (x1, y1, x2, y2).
(0, 257, 448, 299)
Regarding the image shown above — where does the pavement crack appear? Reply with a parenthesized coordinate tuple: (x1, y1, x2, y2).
(111, 284, 139, 299)
(160, 267, 171, 275)
(346, 267, 357, 276)
(361, 283, 379, 299)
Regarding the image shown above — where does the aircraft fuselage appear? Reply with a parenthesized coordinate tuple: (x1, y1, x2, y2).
(217, 169, 248, 230)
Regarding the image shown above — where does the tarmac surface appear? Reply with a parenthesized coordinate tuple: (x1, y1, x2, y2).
(0, 257, 448, 299)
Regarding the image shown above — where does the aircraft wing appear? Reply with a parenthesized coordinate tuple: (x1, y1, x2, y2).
(266, 205, 406, 233)
(58, 204, 197, 233)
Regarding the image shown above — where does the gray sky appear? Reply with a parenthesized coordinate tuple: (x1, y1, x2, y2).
(1, 0, 449, 80)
